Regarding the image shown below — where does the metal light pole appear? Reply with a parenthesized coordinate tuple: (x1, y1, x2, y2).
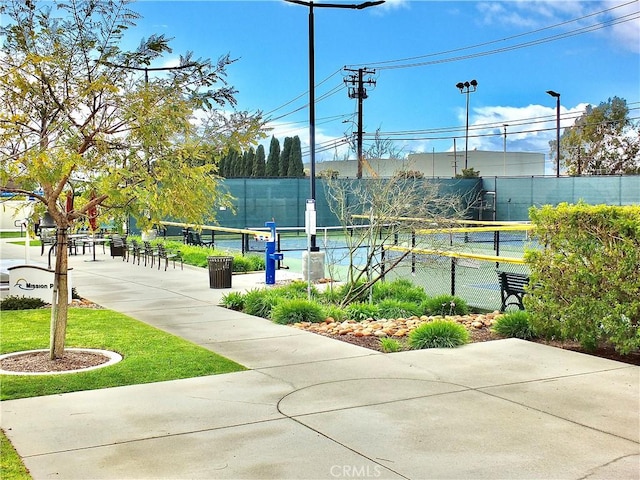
(547, 90, 561, 177)
(456, 79, 478, 171)
(286, 0, 384, 250)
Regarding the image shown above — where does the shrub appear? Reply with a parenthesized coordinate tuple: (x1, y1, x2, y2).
(526, 203, 640, 354)
(0, 296, 47, 311)
(492, 311, 536, 340)
(379, 337, 403, 353)
(345, 302, 380, 322)
(320, 286, 342, 304)
(373, 279, 427, 304)
(323, 304, 346, 322)
(378, 299, 422, 319)
(271, 299, 325, 325)
(230, 254, 266, 273)
(220, 292, 245, 311)
(164, 243, 210, 268)
(277, 280, 319, 300)
(335, 280, 369, 304)
(408, 320, 469, 349)
(242, 289, 282, 319)
(421, 295, 469, 316)
(246, 254, 266, 271)
(161, 241, 265, 272)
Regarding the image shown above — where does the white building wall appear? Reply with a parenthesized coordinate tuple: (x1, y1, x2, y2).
(308, 150, 545, 178)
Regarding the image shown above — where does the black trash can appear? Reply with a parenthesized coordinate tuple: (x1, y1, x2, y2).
(208, 256, 233, 288)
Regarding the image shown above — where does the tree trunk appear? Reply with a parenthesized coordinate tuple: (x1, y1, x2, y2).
(49, 228, 69, 359)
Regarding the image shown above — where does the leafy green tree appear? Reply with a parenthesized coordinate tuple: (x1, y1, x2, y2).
(455, 168, 480, 178)
(287, 136, 304, 177)
(554, 97, 640, 175)
(0, 0, 263, 358)
(266, 136, 280, 177)
(279, 137, 292, 177)
(253, 144, 266, 177)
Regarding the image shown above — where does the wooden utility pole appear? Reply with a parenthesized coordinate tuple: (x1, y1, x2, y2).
(344, 67, 376, 178)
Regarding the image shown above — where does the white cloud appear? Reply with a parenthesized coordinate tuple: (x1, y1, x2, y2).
(458, 102, 589, 155)
(476, 1, 640, 53)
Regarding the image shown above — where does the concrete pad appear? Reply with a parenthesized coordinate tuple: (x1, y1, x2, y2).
(89, 296, 215, 314)
(157, 316, 311, 344)
(18, 419, 404, 480)
(260, 352, 443, 389)
(482, 367, 640, 442)
(278, 377, 467, 416)
(202, 330, 377, 369)
(294, 389, 640, 479)
(582, 454, 640, 479)
(3, 239, 639, 480)
(1, 371, 288, 456)
(393, 338, 634, 388)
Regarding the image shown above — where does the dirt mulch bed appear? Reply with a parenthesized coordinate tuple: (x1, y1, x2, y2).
(299, 319, 640, 366)
(1, 350, 110, 373)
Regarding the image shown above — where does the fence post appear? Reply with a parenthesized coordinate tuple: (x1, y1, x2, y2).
(450, 257, 456, 296)
(411, 230, 416, 274)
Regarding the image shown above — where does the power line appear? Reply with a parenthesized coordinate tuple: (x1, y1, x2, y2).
(347, 2, 639, 71)
(267, 1, 638, 125)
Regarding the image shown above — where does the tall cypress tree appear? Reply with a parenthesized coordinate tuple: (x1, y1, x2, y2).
(254, 144, 266, 177)
(266, 136, 280, 177)
(288, 135, 304, 177)
(227, 149, 241, 178)
(218, 154, 228, 178)
(279, 137, 292, 177)
(243, 147, 255, 177)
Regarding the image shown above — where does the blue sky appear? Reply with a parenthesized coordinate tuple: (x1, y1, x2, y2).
(130, 0, 640, 165)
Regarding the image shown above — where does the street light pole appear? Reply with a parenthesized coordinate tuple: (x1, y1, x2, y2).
(456, 79, 478, 171)
(286, 0, 384, 251)
(547, 90, 561, 177)
(503, 124, 508, 176)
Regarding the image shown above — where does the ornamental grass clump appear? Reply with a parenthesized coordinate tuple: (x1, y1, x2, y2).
(220, 291, 245, 311)
(421, 295, 469, 316)
(373, 279, 428, 304)
(379, 337, 403, 353)
(345, 302, 380, 322)
(242, 289, 282, 319)
(277, 280, 319, 300)
(323, 304, 346, 322)
(408, 320, 469, 349)
(271, 299, 325, 325)
(492, 311, 536, 340)
(378, 299, 422, 319)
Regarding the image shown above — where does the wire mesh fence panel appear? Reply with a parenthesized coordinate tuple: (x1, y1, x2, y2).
(383, 224, 534, 311)
(384, 252, 530, 311)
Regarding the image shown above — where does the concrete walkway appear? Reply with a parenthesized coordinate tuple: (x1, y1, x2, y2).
(1, 240, 638, 479)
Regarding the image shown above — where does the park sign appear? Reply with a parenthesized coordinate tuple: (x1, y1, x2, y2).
(8, 265, 72, 303)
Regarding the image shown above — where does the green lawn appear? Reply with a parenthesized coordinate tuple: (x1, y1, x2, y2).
(1, 429, 30, 480)
(1, 308, 246, 401)
(0, 232, 26, 239)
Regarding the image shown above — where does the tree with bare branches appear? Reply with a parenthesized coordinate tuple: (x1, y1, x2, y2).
(323, 176, 470, 306)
